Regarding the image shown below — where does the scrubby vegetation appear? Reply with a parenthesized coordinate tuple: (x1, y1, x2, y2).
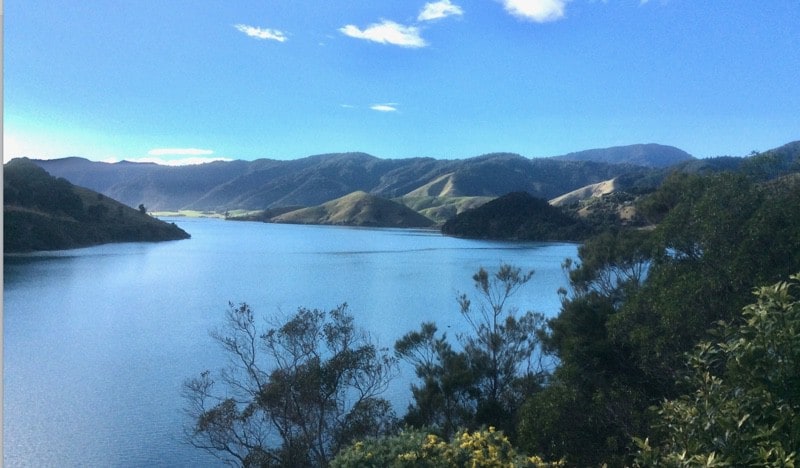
(186, 151, 800, 466)
(331, 427, 564, 467)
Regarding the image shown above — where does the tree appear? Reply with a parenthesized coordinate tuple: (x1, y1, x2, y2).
(457, 265, 546, 425)
(519, 171, 800, 466)
(636, 274, 800, 466)
(394, 323, 479, 438)
(183, 303, 397, 467)
(395, 264, 546, 438)
(519, 291, 652, 467)
(138, 203, 147, 214)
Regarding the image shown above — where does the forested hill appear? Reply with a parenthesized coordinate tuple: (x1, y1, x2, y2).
(4, 158, 190, 252)
(31, 144, 689, 212)
(441, 191, 590, 241)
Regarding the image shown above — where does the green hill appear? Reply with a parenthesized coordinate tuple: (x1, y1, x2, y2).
(4, 158, 190, 252)
(271, 191, 435, 228)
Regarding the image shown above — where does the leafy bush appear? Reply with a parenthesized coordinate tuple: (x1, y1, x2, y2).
(635, 274, 800, 466)
(332, 427, 562, 468)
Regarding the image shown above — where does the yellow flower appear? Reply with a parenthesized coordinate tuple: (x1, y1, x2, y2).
(398, 452, 418, 461)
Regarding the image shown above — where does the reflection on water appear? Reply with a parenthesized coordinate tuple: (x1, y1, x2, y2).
(4, 218, 577, 467)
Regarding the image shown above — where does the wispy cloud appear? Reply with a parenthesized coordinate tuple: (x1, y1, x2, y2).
(501, 0, 568, 23)
(139, 157, 234, 166)
(418, 0, 464, 21)
(234, 24, 287, 42)
(148, 148, 214, 156)
(139, 148, 230, 165)
(370, 103, 399, 112)
(339, 20, 426, 48)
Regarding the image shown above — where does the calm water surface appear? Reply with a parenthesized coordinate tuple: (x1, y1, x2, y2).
(4, 218, 577, 467)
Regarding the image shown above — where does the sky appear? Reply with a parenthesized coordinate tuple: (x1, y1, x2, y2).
(3, 0, 800, 165)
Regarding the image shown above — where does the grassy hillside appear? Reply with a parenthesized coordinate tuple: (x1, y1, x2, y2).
(4, 158, 190, 252)
(549, 178, 617, 206)
(395, 195, 494, 225)
(272, 191, 435, 228)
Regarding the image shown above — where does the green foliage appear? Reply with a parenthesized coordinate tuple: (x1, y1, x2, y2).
(519, 291, 652, 466)
(458, 266, 545, 421)
(613, 172, 800, 383)
(739, 141, 800, 181)
(396, 264, 546, 439)
(564, 228, 653, 300)
(331, 427, 563, 468)
(636, 274, 800, 466)
(519, 170, 800, 466)
(183, 303, 397, 467)
(395, 322, 479, 438)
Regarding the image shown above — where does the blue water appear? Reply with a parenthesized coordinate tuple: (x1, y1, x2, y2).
(4, 218, 577, 467)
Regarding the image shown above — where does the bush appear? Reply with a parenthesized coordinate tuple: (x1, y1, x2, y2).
(332, 427, 562, 468)
(635, 274, 800, 466)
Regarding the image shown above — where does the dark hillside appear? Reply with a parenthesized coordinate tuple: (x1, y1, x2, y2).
(4, 158, 190, 252)
(442, 191, 590, 241)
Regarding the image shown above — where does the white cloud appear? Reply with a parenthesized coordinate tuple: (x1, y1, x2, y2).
(370, 103, 398, 112)
(147, 148, 214, 156)
(418, 0, 464, 21)
(106, 156, 234, 166)
(501, 0, 568, 23)
(234, 24, 287, 42)
(339, 20, 426, 48)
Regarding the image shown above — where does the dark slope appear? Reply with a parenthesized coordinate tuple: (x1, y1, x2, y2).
(441, 191, 590, 241)
(4, 158, 190, 252)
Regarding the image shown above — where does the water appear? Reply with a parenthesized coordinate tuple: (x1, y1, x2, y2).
(4, 218, 577, 467)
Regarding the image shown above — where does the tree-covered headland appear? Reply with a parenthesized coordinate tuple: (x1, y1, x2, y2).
(4, 158, 190, 252)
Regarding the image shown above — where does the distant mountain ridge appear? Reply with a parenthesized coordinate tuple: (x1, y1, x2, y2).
(551, 143, 694, 168)
(31, 144, 690, 213)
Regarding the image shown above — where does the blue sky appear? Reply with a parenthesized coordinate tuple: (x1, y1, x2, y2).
(4, 0, 799, 164)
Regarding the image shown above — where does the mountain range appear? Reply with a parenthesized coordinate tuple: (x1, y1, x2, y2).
(32, 143, 695, 213)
